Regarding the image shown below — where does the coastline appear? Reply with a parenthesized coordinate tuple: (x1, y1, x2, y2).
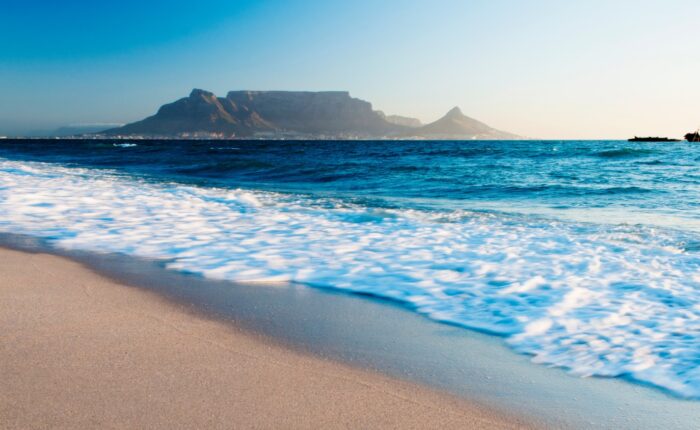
(3, 233, 700, 429)
(0, 246, 532, 429)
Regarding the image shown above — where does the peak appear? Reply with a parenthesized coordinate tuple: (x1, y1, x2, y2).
(445, 106, 463, 118)
(190, 88, 215, 98)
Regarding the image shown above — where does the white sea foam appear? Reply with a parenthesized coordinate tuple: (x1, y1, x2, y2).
(1, 158, 700, 398)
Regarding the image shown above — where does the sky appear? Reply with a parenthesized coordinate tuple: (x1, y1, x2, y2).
(1, 0, 698, 138)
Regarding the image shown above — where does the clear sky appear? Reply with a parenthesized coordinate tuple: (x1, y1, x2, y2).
(1, 0, 698, 138)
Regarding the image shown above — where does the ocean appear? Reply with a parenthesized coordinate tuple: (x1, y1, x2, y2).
(1, 139, 699, 399)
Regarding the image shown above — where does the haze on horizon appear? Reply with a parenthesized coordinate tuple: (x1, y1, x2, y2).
(1, 0, 698, 139)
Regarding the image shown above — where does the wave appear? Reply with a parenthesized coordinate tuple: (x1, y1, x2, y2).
(1, 158, 700, 399)
(635, 159, 667, 166)
(0, 140, 692, 219)
(173, 159, 275, 176)
(456, 184, 655, 198)
(594, 148, 656, 158)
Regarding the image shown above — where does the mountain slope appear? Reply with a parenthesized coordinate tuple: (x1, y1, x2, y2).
(384, 115, 423, 128)
(105, 89, 252, 136)
(408, 107, 519, 140)
(104, 90, 519, 139)
(106, 89, 405, 137)
(53, 123, 124, 137)
(224, 91, 399, 135)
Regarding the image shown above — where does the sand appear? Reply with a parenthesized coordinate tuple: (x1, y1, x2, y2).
(0, 247, 533, 429)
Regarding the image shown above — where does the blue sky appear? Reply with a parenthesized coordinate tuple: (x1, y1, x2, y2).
(1, 0, 699, 138)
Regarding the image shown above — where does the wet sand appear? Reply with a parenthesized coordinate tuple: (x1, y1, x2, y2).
(0, 247, 533, 429)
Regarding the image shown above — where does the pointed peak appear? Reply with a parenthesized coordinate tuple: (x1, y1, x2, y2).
(445, 106, 464, 118)
(189, 88, 215, 98)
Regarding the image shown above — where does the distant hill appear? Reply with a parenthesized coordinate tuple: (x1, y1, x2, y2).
(405, 107, 519, 140)
(384, 115, 422, 128)
(53, 123, 124, 137)
(104, 89, 520, 139)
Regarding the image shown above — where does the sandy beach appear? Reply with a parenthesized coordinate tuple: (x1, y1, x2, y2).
(0, 247, 532, 429)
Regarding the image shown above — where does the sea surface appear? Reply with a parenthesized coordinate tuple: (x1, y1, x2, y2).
(1, 139, 699, 398)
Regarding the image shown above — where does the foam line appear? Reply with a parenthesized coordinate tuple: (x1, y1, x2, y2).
(1, 158, 699, 398)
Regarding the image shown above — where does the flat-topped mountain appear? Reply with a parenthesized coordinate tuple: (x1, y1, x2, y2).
(104, 89, 519, 139)
(225, 91, 398, 135)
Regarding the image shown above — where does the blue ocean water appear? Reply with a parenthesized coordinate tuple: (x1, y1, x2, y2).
(1, 139, 700, 397)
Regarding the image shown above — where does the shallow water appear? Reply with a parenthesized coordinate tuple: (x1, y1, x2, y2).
(5, 232, 700, 430)
(1, 139, 699, 399)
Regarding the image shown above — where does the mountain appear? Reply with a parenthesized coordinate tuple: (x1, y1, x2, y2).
(224, 91, 399, 136)
(384, 115, 422, 128)
(105, 89, 264, 137)
(105, 89, 404, 138)
(406, 107, 519, 140)
(104, 89, 520, 139)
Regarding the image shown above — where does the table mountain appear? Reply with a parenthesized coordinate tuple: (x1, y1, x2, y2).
(104, 89, 519, 139)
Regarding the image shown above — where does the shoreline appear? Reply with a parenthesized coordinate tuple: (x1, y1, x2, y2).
(3, 234, 700, 429)
(0, 246, 533, 429)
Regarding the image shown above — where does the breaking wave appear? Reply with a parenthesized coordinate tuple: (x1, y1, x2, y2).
(1, 157, 700, 398)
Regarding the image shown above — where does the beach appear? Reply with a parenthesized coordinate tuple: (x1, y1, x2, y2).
(3, 140, 700, 429)
(0, 247, 532, 429)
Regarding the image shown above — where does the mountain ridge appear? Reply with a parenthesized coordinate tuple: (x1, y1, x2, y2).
(408, 106, 520, 140)
(104, 89, 520, 140)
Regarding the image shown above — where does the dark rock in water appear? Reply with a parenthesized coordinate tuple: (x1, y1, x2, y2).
(685, 132, 700, 142)
(103, 89, 521, 139)
(628, 136, 681, 142)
